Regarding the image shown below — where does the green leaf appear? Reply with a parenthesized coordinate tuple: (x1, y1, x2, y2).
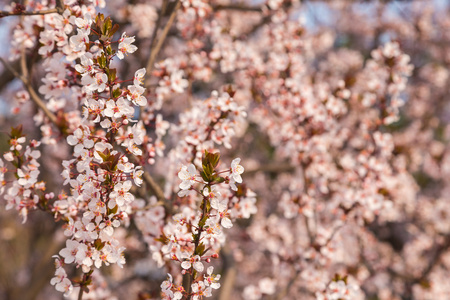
(200, 171, 209, 182)
(98, 55, 107, 68)
(110, 24, 120, 37)
(205, 199, 211, 212)
(155, 233, 169, 245)
(112, 88, 122, 98)
(195, 243, 206, 256)
(202, 150, 209, 167)
(211, 152, 220, 168)
(106, 45, 113, 56)
(110, 153, 121, 171)
(108, 205, 118, 215)
(108, 68, 116, 83)
(103, 17, 112, 35)
(198, 214, 208, 228)
(96, 150, 109, 162)
(214, 176, 226, 184)
(9, 125, 24, 139)
(94, 238, 105, 250)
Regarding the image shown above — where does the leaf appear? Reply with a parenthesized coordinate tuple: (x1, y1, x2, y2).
(94, 238, 105, 250)
(108, 68, 116, 83)
(195, 243, 206, 256)
(110, 24, 120, 37)
(200, 171, 209, 182)
(108, 204, 118, 215)
(198, 214, 208, 228)
(155, 233, 169, 245)
(9, 125, 23, 139)
(96, 150, 109, 162)
(112, 88, 122, 98)
(214, 176, 225, 184)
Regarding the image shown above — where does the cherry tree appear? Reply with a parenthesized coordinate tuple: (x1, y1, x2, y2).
(0, 0, 449, 300)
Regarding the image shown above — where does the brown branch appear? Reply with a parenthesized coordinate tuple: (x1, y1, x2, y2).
(274, 268, 301, 300)
(77, 288, 84, 300)
(0, 59, 21, 92)
(148, 1, 169, 61)
(213, 4, 263, 12)
(245, 163, 295, 175)
(218, 246, 236, 300)
(128, 155, 166, 205)
(0, 57, 58, 125)
(55, 0, 65, 14)
(0, 8, 59, 18)
(142, 170, 166, 203)
(145, 0, 181, 78)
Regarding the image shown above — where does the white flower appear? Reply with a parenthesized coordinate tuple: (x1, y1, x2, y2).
(67, 127, 94, 149)
(127, 85, 147, 106)
(104, 98, 134, 119)
(50, 266, 67, 286)
(3, 152, 14, 161)
(192, 281, 212, 300)
(203, 185, 221, 201)
(132, 166, 144, 186)
(117, 33, 138, 59)
(59, 239, 80, 264)
(109, 180, 134, 208)
(230, 158, 244, 183)
(178, 164, 197, 190)
(74, 14, 92, 31)
(204, 266, 221, 289)
(219, 210, 233, 228)
(133, 68, 146, 86)
(92, 72, 108, 92)
(258, 277, 276, 295)
(55, 277, 73, 296)
(181, 254, 204, 272)
(17, 168, 39, 187)
(161, 273, 173, 290)
(75, 55, 94, 75)
(69, 29, 89, 51)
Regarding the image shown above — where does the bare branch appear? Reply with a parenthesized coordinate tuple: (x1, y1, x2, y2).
(245, 162, 295, 175)
(0, 8, 59, 18)
(142, 170, 166, 203)
(218, 246, 237, 300)
(148, 1, 169, 61)
(55, 0, 65, 14)
(0, 57, 58, 125)
(145, 0, 181, 78)
(213, 4, 263, 12)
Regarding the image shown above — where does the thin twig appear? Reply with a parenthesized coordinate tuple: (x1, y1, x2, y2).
(77, 287, 84, 300)
(0, 57, 58, 125)
(245, 163, 295, 175)
(218, 246, 236, 300)
(0, 8, 59, 17)
(128, 155, 166, 203)
(142, 170, 166, 202)
(55, 0, 65, 14)
(213, 4, 263, 12)
(148, 0, 169, 60)
(274, 268, 301, 300)
(145, 0, 181, 78)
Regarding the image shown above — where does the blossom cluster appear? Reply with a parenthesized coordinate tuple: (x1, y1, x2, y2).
(1, 1, 450, 300)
